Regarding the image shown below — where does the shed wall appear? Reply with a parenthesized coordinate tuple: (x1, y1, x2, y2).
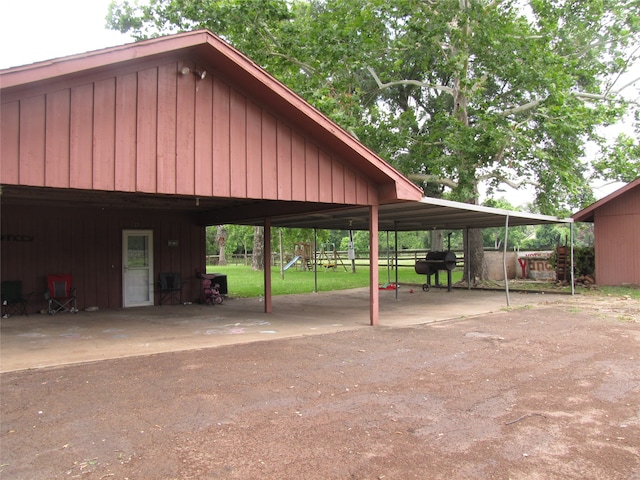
(1, 205, 205, 312)
(593, 187, 640, 286)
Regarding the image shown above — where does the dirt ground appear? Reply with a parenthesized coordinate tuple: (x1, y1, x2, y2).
(1, 293, 639, 479)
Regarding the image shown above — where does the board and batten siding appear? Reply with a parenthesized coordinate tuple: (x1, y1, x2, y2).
(593, 186, 640, 286)
(1, 60, 375, 205)
(1, 204, 205, 312)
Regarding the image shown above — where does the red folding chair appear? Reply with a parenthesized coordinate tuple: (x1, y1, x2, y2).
(46, 274, 77, 315)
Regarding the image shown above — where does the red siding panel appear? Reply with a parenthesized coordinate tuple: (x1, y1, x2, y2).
(305, 143, 320, 202)
(332, 160, 345, 204)
(230, 90, 247, 198)
(1, 204, 206, 311)
(277, 121, 292, 201)
(115, 73, 138, 192)
(262, 112, 278, 199)
(356, 175, 370, 205)
(0, 101, 19, 184)
(176, 65, 196, 195)
(70, 84, 94, 189)
(194, 73, 213, 196)
(212, 76, 231, 196)
(245, 100, 263, 198)
(93, 78, 116, 190)
(318, 150, 332, 203)
(291, 131, 306, 201)
(344, 168, 357, 204)
(136, 67, 158, 192)
(157, 63, 178, 194)
(45, 90, 71, 188)
(594, 190, 640, 286)
(19, 95, 46, 186)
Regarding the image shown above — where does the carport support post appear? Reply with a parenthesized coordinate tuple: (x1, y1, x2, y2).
(264, 218, 272, 313)
(370, 204, 380, 326)
(503, 214, 511, 307)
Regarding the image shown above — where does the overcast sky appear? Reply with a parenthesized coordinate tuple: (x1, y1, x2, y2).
(0, 0, 133, 69)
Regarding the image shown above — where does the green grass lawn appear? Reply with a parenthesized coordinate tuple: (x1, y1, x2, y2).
(207, 264, 640, 300)
(207, 264, 462, 298)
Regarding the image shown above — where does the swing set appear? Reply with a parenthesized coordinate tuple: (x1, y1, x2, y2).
(319, 242, 348, 271)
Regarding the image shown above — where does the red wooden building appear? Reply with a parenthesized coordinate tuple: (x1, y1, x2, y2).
(572, 177, 640, 286)
(1, 30, 422, 323)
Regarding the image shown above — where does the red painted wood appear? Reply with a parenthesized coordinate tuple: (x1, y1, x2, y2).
(176, 63, 196, 195)
(245, 100, 263, 198)
(70, 84, 94, 189)
(344, 168, 357, 204)
(157, 63, 178, 194)
(594, 187, 640, 286)
(291, 131, 306, 201)
(262, 112, 278, 199)
(1, 101, 20, 184)
(332, 160, 345, 204)
(304, 143, 320, 202)
(194, 71, 213, 196)
(45, 89, 71, 188)
(318, 150, 332, 203)
(1, 204, 206, 311)
(369, 204, 379, 326)
(20, 95, 46, 186)
(115, 73, 138, 192)
(277, 121, 292, 201)
(212, 76, 231, 196)
(230, 90, 247, 198)
(93, 78, 116, 190)
(136, 67, 158, 192)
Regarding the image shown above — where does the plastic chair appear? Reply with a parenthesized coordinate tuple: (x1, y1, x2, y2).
(158, 272, 183, 305)
(1, 280, 33, 317)
(45, 274, 77, 315)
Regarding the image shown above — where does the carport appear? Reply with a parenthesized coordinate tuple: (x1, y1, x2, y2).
(225, 196, 575, 306)
(2, 28, 571, 338)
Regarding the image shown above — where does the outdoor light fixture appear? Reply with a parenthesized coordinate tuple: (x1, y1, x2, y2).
(180, 66, 207, 80)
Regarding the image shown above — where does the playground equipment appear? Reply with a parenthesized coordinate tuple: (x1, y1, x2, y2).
(284, 242, 313, 271)
(319, 243, 348, 271)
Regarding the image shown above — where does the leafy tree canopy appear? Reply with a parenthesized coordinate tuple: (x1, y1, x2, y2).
(108, 0, 640, 213)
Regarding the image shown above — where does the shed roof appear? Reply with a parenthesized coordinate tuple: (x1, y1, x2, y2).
(572, 177, 640, 222)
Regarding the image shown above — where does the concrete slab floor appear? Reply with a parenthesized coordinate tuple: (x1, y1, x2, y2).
(0, 287, 552, 373)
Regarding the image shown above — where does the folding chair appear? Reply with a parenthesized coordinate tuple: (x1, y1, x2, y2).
(45, 274, 77, 315)
(158, 272, 183, 305)
(1, 280, 33, 317)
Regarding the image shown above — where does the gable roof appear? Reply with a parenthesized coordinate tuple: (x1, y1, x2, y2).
(573, 177, 640, 222)
(0, 29, 422, 203)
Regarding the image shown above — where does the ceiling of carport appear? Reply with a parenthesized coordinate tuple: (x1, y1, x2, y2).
(251, 196, 574, 232)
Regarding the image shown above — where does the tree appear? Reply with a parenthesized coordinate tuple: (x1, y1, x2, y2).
(215, 225, 227, 265)
(252, 226, 264, 271)
(108, 0, 640, 281)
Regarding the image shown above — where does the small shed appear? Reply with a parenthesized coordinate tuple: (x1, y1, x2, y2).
(572, 178, 640, 286)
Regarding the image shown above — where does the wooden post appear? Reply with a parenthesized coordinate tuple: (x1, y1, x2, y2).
(369, 204, 379, 326)
(264, 218, 272, 313)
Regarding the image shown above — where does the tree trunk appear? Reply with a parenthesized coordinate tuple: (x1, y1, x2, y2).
(430, 230, 444, 251)
(252, 226, 264, 271)
(216, 225, 227, 266)
(463, 228, 488, 285)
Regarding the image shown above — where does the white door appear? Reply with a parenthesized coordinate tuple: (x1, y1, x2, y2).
(123, 230, 154, 307)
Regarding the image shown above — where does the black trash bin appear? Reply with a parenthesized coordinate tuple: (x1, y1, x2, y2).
(209, 273, 228, 296)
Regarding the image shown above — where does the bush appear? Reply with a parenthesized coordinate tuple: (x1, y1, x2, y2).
(549, 246, 595, 278)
